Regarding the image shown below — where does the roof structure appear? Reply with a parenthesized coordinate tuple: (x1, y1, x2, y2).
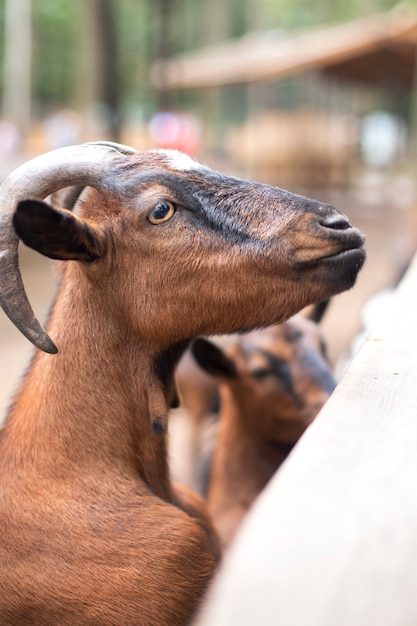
(150, 7, 417, 93)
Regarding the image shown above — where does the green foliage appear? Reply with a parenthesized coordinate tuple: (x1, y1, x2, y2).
(114, 0, 151, 108)
(31, 0, 80, 109)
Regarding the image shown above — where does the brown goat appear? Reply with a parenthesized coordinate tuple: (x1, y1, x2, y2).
(191, 305, 336, 549)
(0, 142, 364, 624)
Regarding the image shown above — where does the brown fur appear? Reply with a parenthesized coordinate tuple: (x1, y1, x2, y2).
(192, 308, 336, 549)
(0, 149, 364, 623)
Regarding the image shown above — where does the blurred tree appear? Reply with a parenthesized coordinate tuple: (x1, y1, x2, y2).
(78, 0, 120, 140)
(31, 0, 79, 111)
(145, 0, 178, 111)
(2, 0, 31, 139)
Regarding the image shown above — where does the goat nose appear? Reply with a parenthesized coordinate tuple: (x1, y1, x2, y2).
(319, 210, 351, 231)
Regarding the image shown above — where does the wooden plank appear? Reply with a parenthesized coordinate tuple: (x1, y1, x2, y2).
(196, 252, 417, 626)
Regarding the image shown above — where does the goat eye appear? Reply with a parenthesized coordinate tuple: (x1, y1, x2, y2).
(251, 368, 271, 380)
(149, 201, 176, 224)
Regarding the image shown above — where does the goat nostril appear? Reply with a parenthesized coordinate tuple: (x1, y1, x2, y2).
(320, 213, 351, 231)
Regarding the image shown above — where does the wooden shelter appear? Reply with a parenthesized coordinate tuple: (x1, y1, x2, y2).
(151, 7, 417, 94)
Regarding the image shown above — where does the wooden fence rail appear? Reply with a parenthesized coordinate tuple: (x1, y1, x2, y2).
(195, 251, 417, 626)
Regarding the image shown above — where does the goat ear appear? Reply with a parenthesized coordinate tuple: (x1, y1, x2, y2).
(192, 338, 237, 379)
(13, 199, 103, 262)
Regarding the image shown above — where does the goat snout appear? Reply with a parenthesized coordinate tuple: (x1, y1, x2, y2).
(290, 203, 365, 263)
(318, 208, 352, 231)
(316, 205, 365, 247)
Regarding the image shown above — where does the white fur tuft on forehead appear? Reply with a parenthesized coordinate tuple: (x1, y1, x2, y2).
(153, 149, 204, 171)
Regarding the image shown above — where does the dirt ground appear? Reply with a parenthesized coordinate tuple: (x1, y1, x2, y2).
(0, 166, 416, 424)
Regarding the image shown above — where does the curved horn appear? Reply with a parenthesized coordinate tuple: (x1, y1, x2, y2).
(0, 142, 136, 354)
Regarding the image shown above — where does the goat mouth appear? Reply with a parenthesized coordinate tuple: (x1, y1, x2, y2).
(319, 247, 366, 267)
(301, 245, 365, 268)
(300, 246, 366, 292)
(298, 246, 366, 281)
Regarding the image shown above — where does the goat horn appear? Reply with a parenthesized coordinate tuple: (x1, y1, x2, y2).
(0, 142, 136, 354)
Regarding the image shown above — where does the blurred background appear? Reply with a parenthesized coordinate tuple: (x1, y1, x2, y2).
(1, 0, 417, 420)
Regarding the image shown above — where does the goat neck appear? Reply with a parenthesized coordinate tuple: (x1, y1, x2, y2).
(1, 263, 178, 502)
(211, 385, 291, 497)
(206, 387, 291, 549)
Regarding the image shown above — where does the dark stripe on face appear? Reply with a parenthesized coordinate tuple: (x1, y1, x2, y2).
(249, 347, 295, 395)
(263, 352, 294, 394)
(104, 167, 253, 245)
